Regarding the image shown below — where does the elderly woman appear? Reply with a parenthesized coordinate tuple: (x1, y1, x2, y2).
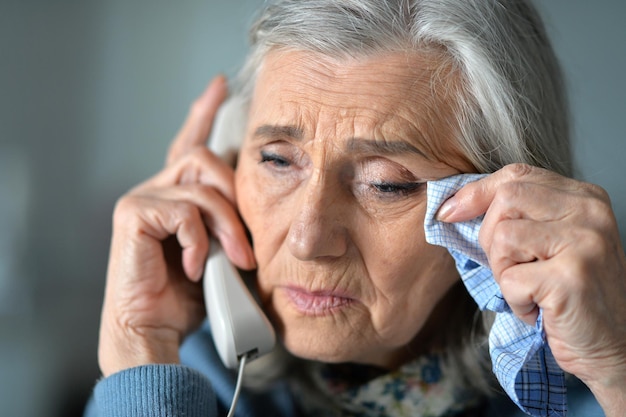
(85, 0, 626, 416)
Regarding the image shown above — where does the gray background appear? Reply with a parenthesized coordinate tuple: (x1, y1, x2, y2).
(0, 1, 624, 416)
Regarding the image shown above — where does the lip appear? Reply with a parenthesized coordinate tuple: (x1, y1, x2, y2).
(283, 286, 355, 316)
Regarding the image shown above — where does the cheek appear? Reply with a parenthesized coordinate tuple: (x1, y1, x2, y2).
(235, 162, 267, 237)
(234, 165, 255, 229)
(363, 224, 458, 336)
(235, 159, 289, 262)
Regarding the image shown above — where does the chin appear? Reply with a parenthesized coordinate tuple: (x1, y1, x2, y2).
(281, 329, 362, 363)
(269, 301, 361, 363)
(273, 311, 404, 367)
(264, 285, 423, 367)
(281, 330, 410, 369)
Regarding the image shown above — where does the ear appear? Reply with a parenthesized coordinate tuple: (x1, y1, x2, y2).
(208, 95, 248, 167)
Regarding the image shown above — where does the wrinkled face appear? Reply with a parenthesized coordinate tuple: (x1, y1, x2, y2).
(235, 50, 473, 368)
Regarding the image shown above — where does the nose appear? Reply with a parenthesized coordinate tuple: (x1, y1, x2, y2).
(286, 171, 349, 261)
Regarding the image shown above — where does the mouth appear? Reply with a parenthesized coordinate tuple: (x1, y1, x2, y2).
(283, 286, 355, 316)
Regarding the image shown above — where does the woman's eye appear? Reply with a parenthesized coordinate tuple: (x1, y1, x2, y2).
(371, 181, 423, 196)
(259, 151, 291, 168)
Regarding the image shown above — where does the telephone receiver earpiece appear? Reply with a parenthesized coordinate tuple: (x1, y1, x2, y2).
(203, 94, 276, 370)
(207, 94, 247, 165)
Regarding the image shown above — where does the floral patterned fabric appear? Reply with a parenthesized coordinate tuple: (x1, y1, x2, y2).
(294, 355, 484, 417)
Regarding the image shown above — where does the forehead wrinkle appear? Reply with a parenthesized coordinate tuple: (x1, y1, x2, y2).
(272, 51, 426, 107)
(252, 49, 470, 169)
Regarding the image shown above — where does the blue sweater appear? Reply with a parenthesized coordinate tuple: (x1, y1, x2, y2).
(84, 321, 604, 417)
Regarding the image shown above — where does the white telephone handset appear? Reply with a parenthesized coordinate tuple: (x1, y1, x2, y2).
(203, 96, 276, 370)
(203, 240, 275, 369)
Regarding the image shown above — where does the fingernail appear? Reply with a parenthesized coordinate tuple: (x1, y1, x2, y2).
(436, 196, 458, 222)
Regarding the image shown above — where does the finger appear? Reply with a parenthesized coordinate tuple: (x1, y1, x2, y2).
(497, 253, 588, 328)
(133, 184, 256, 270)
(115, 195, 210, 281)
(478, 184, 614, 264)
(478, 194, 571, 264)
(177, 207, 211, 282)
(140, 146, 237, 204)
(484, 219, 574, 326)
(483, 219, 554, 326)
(437, 164, 580, 223)
(166, 76, 228, 166)
(484, 219, 547, 279)
(497, 261, 541, 326)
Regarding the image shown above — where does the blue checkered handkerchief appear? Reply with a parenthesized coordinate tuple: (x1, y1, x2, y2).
(424, 174, 567, 417)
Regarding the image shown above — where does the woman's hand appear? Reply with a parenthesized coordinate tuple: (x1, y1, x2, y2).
(98, 76, 256, 377)
(437, 163, 626, 416)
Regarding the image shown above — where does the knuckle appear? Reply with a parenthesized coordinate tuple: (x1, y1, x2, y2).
(502, 163, 535, 180)
(190, 146, 215, 162)
(182, 146, 217, 167)
(500, 163, 557, 189)
(559, 259, 590, 293)
(182, 183, 218, 202)
(590, 198, 613, 223)
(491, 221, 515, 249)
(172, 200, 198, 221)
(493, 181, 528, 211)
(581, 181, 610, 202)
(189, 98, 206, 118)
(499, 181, 523, 199)
(577, 227, 610, 256)
(166, 201, 203, 234)
(580, 194, 616, 231)
(112, 195, 142, 226)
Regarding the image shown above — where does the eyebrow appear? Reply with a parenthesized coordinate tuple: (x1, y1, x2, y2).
(347, 138, 426, 158)
(253, 124, 304, 140)
(252, 124, 426, 158)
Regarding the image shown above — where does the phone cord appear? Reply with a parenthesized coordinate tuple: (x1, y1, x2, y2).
(226, 353, 248, 417)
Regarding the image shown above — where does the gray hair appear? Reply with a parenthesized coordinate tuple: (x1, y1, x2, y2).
(234, 0, 571, 176)
(232, 0, 571, 396)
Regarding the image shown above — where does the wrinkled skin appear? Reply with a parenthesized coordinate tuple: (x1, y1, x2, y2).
(235, 51, 471, 368)
(98, 52, 626, 415)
